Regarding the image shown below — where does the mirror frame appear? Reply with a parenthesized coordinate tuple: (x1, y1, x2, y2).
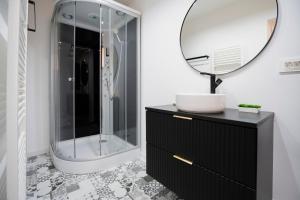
(180, 0, 279, 75)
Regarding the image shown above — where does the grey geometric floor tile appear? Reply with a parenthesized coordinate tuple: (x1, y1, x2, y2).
(27, 154, 178, 200)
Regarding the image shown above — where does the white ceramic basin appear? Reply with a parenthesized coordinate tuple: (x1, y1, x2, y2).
(176, 93, 225, 113)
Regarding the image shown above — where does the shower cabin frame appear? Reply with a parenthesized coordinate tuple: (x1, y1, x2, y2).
(50, 0, 141, 174)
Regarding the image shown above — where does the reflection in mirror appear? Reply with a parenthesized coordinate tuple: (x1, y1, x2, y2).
(181, 0, 278, 75)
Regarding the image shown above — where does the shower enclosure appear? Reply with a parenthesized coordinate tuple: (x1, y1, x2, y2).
(50, 0, 140, 173)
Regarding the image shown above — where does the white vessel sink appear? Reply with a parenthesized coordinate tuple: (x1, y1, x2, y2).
(176, 93, 225, 113)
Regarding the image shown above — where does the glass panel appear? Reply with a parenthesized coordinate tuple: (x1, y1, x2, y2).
(50, 9, 57, 153)
(110, 7, 127, 142)
(54, 2, 76, 159)
(100, 6, 138, 157)
(74, 1, 101, 160)
(100, 5, 114, 155)
(124, 15, 138, 146)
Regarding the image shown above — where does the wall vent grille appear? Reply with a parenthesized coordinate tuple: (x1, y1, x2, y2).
(213, 46, 242, 73)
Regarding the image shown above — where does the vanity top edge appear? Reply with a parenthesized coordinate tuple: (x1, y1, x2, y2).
(145, 105, 274, 128)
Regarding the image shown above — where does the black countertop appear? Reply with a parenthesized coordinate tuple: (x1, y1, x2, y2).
(145, 105, 274, 128)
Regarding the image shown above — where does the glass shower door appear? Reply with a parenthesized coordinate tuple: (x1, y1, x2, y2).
(50, 1, 139, 162)
(51, 1, 76, 160)
(74, 1, 101, 160)
(99, 5, 138, 157)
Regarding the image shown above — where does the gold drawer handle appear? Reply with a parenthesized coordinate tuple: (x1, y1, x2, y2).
(173, 115, 192, 120)
(173, 155, 193, 165)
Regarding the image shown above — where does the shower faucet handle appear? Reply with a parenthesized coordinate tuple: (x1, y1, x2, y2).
(68, 77, 73, 82)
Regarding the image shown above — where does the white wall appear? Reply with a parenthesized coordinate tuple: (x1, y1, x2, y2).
(27, 0, 53, 155)
(120, 0, 300, 199)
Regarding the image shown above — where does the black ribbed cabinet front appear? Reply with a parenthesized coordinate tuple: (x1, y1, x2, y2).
(146, 105, 274, 200)
(147, 144, 255, 200)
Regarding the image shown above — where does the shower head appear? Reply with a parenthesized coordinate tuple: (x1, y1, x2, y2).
(116, 10, 125, 17)
(62, 13, 73, 20)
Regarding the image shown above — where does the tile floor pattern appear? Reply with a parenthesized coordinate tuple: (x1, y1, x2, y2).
(26, 154, 179, 200)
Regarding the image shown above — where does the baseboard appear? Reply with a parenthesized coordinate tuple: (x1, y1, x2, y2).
(27, 147, 49, 158)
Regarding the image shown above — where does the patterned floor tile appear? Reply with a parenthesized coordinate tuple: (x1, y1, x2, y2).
(27, 154, 178, 200)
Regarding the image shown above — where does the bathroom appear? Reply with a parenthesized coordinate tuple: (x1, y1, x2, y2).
(0, 0, 300, 199)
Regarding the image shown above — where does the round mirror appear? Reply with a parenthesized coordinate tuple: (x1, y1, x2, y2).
(180, 0, 278, 75)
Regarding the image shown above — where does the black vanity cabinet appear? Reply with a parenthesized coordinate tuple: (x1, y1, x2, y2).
(146, 105, 274, 200)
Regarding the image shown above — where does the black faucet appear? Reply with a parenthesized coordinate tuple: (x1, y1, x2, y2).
(200, 72, 223, 94)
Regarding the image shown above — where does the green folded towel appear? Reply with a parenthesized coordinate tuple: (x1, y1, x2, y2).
(238, 104, 261, 109)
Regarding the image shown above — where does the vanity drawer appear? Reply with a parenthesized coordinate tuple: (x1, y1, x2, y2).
(147, 144, 256, 200)
(146, 110, 257, 189)
(146, 110, 193, 154)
